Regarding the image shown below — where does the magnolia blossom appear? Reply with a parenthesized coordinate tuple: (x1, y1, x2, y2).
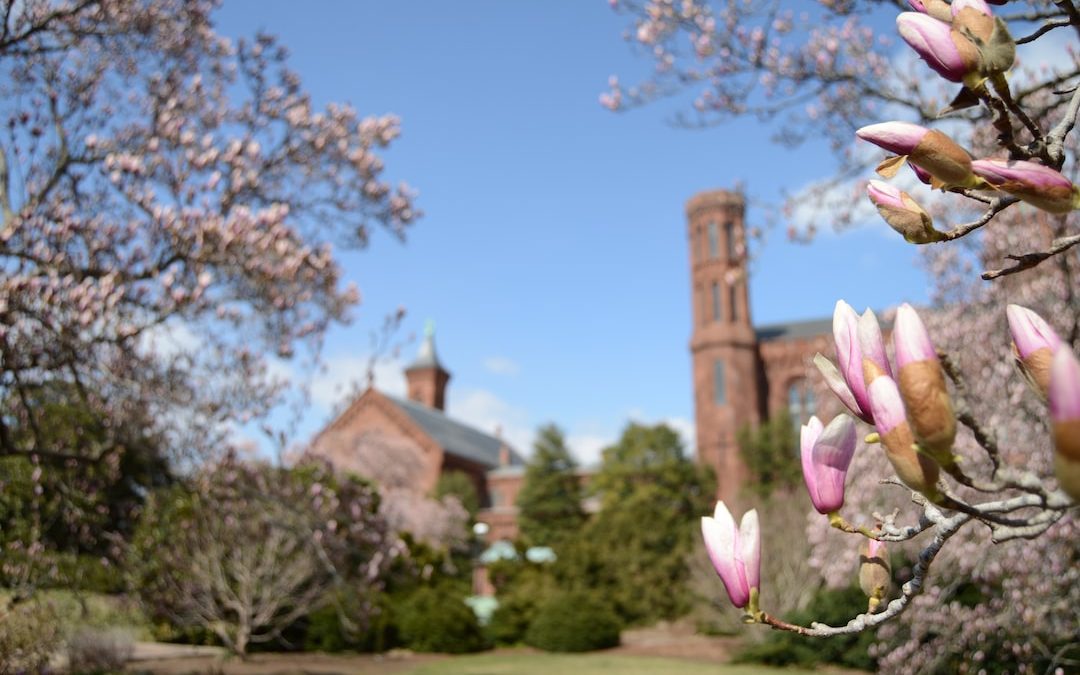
(814, 300, 873, 423)
(868, 374, 942, 497)
(896, 12, 978, 83)
(866, 180, 943, 244)
(701, 501, 761, 609)
(894, 304, 956, 463)
(970, 159, 1080, 214)
(1007, 304, 1063, 399)
(858, 539, 891, 612)
(800, 414, 858, 515)
(1049, 348, 1080, 502)
(857, 122, 977, 188)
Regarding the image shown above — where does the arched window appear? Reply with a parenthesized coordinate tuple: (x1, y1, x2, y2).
(708, 221, 719, 258)
(787, 379, 815, 426)
(725, 221, 736, 260)
(711, 282, 721, 321)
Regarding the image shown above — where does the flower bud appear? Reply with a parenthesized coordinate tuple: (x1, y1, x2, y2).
(894, 304, 956, 464)
(702, 502, 762, 609)
(1007, 304, 1063, 399)
(857, 122, 978, 189)
(1049, 349, 1080, 502)
(801, 414, 858, 515)
(897, 12, 980, 84)
(971, 159, 1080, 214)
(868, 375, 942, 497)
(866, 180, 945, 244)
(859, 539, 891, 613)
(858, 308, 892, 386)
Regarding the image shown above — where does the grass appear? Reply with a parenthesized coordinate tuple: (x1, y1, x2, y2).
(405, 651, 821, 675)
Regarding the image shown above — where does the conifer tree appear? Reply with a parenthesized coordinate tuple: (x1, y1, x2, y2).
(515, 424, 586, 548)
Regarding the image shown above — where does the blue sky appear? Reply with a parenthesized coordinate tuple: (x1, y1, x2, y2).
(214, 1, 931, 464)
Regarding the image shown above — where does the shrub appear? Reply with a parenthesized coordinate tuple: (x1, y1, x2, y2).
(734, 586, 876, 670)
(301, 591, 398, 653)
(0, 600, 63, 675)
(66, 627, 134, 674)
(485, 564, 555, 646)
(525, 592, 621, 652)
(396, 586, 487, 653)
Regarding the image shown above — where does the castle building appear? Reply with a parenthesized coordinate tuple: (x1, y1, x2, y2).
(311, 188, 834, 545)
(308, 326, 527, 542)
(686, 189, 829, 503)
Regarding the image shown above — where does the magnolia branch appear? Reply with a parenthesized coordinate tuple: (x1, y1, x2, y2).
(981, 233, 1080, 280)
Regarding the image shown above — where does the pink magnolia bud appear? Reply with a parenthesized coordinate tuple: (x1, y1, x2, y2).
(857, 122, 977, 189)
(815, 353, 868, 423)
(866, 180, 944, 244)
(858, 308, 893, 386)
(971, 159, 1080, 214)
(834, 300, 872, 419)
(897, 13, 980, 83)
(801, 414, 858, 515)
(1007, 304, 1063, 399)
(868, 375, 942, 497)
(701, 501, 761, 609)
(859, 539, 891, 612)
(1049, 349, 1080, 502)
(894, 304, 956, 462)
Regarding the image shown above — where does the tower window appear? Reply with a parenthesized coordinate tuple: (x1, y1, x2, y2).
(788, 379, 816, 426)
(729, 281, 738, 322)
(711, 282, 721, 321)
(695, 225, 703, 261)
(714, 360, 726, 405)
(708, 221, 719, 259)
(725, 221, 736, 259)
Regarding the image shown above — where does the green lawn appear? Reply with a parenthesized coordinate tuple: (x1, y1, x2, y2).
(405, 652, 819, 675)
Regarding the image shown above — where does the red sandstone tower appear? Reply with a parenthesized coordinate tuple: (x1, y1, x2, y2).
(687, 190, 760, 503)
(405, 321, 451, 411)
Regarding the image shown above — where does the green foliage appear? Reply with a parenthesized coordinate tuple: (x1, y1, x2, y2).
(0, 385, 170, 589)
(301, 590, 397, 653)
(734, 586, 877, 670)
(397, 585, 488, 653)
(485, 563, 556, 646)
(434, 470, 480, 518)
(524, 591, 621, 652)
(516, 424, 586, 549)
(556, 423, 713, 625)
(736, 412, 800, 499)
(0, 599, 63, 675)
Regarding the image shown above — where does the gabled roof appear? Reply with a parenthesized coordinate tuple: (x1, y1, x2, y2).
(755, 316, 833, 342)
(387, 395, 525, 470)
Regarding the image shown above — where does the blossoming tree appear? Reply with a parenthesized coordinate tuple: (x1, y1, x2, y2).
(610, 1, 1078, 671)
(0, 0, 418, 583)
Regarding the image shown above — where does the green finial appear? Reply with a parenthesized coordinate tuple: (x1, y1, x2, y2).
(424, 319, 435, 338)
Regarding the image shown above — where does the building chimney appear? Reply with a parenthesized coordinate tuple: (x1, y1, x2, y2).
(404, 320, 451, 410)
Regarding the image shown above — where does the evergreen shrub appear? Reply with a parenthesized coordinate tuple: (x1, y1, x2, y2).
(524, 591, 621, 652)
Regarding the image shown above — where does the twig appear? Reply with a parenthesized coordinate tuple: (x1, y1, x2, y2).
(1016, 18, 1073, 45)
(982, 233, 1080, 280)
(1046, 82, 1080, 167)
(940, 197, 1018, 241)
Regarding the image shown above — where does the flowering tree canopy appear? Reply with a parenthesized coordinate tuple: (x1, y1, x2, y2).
(608, 1, 1080, 671)
(0, 0, 419, 467)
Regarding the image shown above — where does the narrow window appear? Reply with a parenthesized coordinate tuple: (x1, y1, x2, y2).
(697, 284, 705, 326)
(788, 379, 816, 426)
(708, 221, 719, 259)
(714, 360, 726, 405)
(725, 221, 736, 259)
(711, 282, 721, 321)
(729, 282, 738, 322)
(695, 226, 703, 261)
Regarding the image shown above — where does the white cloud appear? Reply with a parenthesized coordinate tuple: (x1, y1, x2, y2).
(447, 388, 534, 457)
(566, 433, 611, 468)
(307, 354, 406, 411)
(482, 355, 521, 376)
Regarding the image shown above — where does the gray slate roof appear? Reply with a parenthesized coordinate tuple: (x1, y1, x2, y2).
(387, 395, 525, 469)
(755, 316, 833, 341)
